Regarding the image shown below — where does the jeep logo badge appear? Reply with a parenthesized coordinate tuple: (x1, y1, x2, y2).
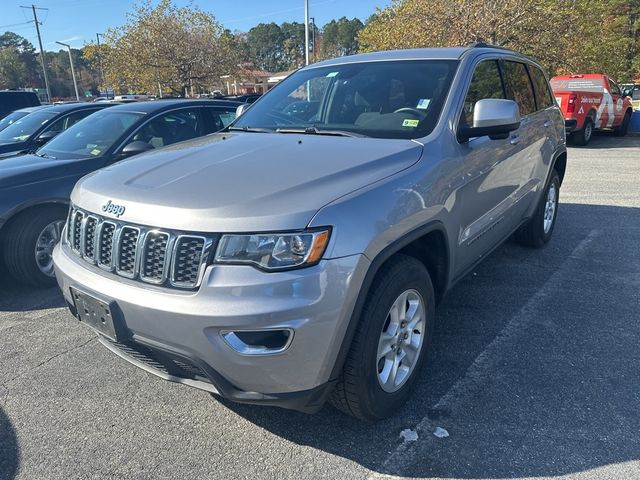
(102, 200, 126, 218)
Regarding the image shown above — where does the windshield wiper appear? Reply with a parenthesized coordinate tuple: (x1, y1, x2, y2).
(276, 127, 366, 138)
(35, 151, 56, 159)
(227, 126, 275, 133)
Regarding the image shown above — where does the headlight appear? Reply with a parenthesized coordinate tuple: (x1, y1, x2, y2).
(214, 228, 331, 271)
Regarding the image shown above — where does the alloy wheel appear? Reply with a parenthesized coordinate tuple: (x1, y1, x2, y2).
(376, 289, 426, 393)
(34, 220, 64, 277)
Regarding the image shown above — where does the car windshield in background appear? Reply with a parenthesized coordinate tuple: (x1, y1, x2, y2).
(39, 110, 142, 159)
(0, 110, 57, 144)
(0, 110, 30, 132)
(231, 60, 459, 140)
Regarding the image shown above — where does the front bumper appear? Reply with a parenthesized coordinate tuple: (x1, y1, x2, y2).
(53, 243, 369, 412)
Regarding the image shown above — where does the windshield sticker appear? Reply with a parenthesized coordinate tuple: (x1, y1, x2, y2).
(402, 119, 419, 127)
(326, 71, 339, 78)
(90, 148, 101, 156)
(416, 98, 431, 110)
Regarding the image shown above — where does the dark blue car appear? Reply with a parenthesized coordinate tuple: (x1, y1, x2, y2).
(0, 105, 52, 132)
(0, 99, 240, 286)
(0, 102, 115, 158)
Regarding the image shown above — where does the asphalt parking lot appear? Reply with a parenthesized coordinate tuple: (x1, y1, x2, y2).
(1, 133, 639, 480)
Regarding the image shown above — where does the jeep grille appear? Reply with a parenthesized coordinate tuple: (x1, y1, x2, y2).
(66, 207, 215, 289)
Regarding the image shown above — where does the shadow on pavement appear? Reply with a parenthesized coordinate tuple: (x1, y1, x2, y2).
(0, 407, 19, 480)
(223, 203, 640, 478)
(0, 282, 64, 313)
(572, 131, 640, 149)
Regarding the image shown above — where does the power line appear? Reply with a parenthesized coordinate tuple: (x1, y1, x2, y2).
(20, 4, 51, 102)
(0, 20, 34, 29)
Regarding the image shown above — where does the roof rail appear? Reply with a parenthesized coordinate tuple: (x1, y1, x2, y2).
(466, 42, 511, 51)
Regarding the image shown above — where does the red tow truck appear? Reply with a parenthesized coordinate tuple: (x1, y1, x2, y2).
(550, 74, 633, 145)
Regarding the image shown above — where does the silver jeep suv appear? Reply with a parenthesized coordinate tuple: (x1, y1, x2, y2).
(53, 44, 566, 420)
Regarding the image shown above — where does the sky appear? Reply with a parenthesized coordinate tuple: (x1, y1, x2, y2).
(1, 0, 388, 51)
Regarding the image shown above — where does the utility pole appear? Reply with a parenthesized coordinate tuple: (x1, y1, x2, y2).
(310, 17, 315, 63)
(304, 0, 310, 65)
(21, 5, 51, 102)
(96, 33, 105, 96)
(56, 41, 80, 101)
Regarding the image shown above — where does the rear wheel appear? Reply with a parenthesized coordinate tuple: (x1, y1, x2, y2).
(571, 117, 593, 146)
(614, 110, 632, 137)
(329, 254, 435, 420)
(515, 169, 560, 248)
(2, 206, 67, 287)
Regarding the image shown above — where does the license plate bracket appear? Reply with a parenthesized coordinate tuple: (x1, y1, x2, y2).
(70, 288, 125, 342)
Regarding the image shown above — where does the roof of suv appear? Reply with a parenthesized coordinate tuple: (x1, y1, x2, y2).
(103, 99, 243, 114)
(309, 44, 525, 69)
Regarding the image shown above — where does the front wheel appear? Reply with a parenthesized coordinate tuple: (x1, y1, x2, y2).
(2, 206, 67, 287)
(329, 254, 435, 420)
(515, 170, 560, 248)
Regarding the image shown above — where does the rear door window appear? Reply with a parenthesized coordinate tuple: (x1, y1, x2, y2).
(461, 60, 505, 126)
(527, 65, 554, 110)
(44, 109, 100, 134)
(502, 61, 536, 116)
(131, 109, 202, 149)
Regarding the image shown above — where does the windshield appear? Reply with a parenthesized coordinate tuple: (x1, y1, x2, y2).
(0, 110, 57, 143)
(0, 110, 30, 132)
(232, 60, 458, 139)
(39, 110, 142, 159)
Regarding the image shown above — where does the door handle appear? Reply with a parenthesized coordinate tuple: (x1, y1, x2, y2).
(510, 134, 520, 145)
(543, 120, 552, 128)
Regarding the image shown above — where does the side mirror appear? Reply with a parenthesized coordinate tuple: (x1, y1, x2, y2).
(36, 130, 59, 145)
(235, 103, 250, 117)
(458, 98, 521, 142)
(120, 140, 154, 157)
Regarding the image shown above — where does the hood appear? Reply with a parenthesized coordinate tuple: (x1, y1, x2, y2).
(0, 154, 94, 189)
(0, 141, 29, 158)
(72, 132, 423, 232)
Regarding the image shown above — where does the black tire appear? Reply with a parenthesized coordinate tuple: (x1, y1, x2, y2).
(571, 116, 594, 146)
(329, 254, 435, 421)
(614, 110, 632, 137)
(2, 206, 68, 287)
(515, 169, 560, 248)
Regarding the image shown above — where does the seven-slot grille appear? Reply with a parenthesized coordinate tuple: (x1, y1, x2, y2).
(66, 207, 213, 289)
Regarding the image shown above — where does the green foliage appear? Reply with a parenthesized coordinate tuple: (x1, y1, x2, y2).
(321, 17, 364, 59)
(93, 0, 240, 96)
(359, 0, 640, 82)
(0, 48, 27, 89)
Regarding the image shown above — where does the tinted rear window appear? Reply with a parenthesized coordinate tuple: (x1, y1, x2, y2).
(528, 65, 554, 110)
(502, 61, 536, 116)
(0, 92, 39, 110)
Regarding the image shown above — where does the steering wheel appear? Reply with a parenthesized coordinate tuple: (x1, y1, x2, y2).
(267, 112, 296, 125)
(393, 107, 425, 117)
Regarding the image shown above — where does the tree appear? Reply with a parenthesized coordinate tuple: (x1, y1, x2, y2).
(321, 17, 364, 59)
(358, 0, 640, 81)
(280, 22, 306, 68)
(88, 0, 240, 96)
(246, 23, 286, 71)
(0, 31, 41, 87)
(0, 48, 27, 89)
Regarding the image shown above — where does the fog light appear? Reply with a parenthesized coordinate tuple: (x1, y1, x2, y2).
(221, 329, 293, 355)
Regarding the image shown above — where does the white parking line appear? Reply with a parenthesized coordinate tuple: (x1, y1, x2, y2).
(367, 229, 601, 479)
